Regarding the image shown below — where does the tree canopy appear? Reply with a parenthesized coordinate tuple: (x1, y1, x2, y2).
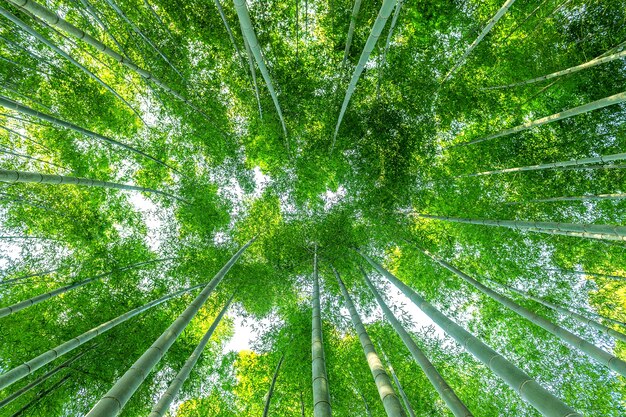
(0, 0, 625, 415)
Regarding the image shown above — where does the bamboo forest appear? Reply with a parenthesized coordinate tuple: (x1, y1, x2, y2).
(1, 0, 626, 415)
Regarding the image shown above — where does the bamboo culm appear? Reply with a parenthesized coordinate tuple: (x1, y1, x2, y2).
(415, 213, 626, 242)
(506, 193, 626, 205)
(0, 5, 143, 123)
(485, 49, 626, 90)
(442, 0, 516, 83)
(342, 0, 363, 65)
(488, 278, 626, 344)
(6, 0, 210, 121)
(233, 0, 288, 144)
(0, 95, 176, 172)
(0, 258, 173, 318)
(465, 152, 626, 177)
(451, 91, 626, 148)
(0, 283, 205, 391)
(332, 0, 397, 152)
(358, 250, 581, 417)
(377, 343, 417, 417)
(102, 0, 185, 80)
(333, 266, 406, 417)
(377, 0, 403, 98)
(361, 267, 473, 417)
(85, 238, 254, 417)
(0, 349, 88, 409)
(263, 352, 286, 417)
(147, 295, 235, 417)
(9, 374, 72, 417)
(0, 168, 187, 203)
(418, 248, 626, 377)
(312, 248, 332, 417)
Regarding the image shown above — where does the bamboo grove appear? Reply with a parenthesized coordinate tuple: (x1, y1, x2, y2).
(0, 0, 624, 415)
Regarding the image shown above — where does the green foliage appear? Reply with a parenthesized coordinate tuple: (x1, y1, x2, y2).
(1, 0, 626, 415)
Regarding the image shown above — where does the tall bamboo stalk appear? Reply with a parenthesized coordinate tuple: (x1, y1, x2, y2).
(451, 91, 626, 147)
(0, 283, 205, 391)
(102, 0, 184, 80)
(312, 248, 332, 417)
(333, 266, 406, 417)
(0, 5, 144, 124)
(506, 193, 626, 205)
(0, 96, 176, 172)
(342, 0, 364, 65)
(85, 239, 254, 417)
(417, 247, 626, 377)
(358, 250, 581, 417)
(0, 349, 88, 409)
(377, 0, 403, 98)
(0, 168, 186, 202)
(0, 258, 173, 318)
(465, 152, 626, 177)
(6, 0, 208, 119)
(488, 277, 626, 344)
(485, 50, 626, 90)
(377, 343, 417, 417)
(263, 352, 286, 417)
(331, 0, 397, 152)
(442, 0, 516, 83)
(361, 268, 472, 417)
(9, 374, 71, 417)
(147, 295, 234, 417)
(415, 213, 626, 242)
(233, 0, 288, 144)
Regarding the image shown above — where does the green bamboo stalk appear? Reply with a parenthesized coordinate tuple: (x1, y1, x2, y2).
(0, 145, 64, 168)
(312, 248, 332, 417)
(331, 0, 397, 152)
(442, 0, 516, 83)
(358, 251, 581, 417)
(505, 193, 626, 205)
(102, 0, 185, 80)
(5, 0, 207, 120)
(0, 168, 186, 202)
(377, 0, 403, 98)
(233, 0, 287, 144)
(0, 96, 176, 172)
(0, 5, 144, 124)
(451, 91, 626, 148)
(361, 268, 472, 417)
(465, 152, 626, 177)
(0, 283, 205, 391)
(485, 49, 626, 90)
(0, 266, 64, 286)
(0, 348, 89, 409)
(488, 278, 626, 344)
(212, 0, 244, 61)
(376, 343, 417, 417)
(85, 238, 254, 417)
(0, 258, 173, 318)
(545, 268, 626, 282)
(9, 374, 71, 417)
(78, 0, 129, 57)
(143, 0, 175, 42)
(418, 248, 626, 377)
(263, 352, 286, 417)
(239, 23, 263, 118)
(415, 213, 626, 242)
(147, 295, 234, 417)
(342, 0, 364, 65)
(333, 266, 406, 417)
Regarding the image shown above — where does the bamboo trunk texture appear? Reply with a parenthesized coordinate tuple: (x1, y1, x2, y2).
(357, 250, 581, 417)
